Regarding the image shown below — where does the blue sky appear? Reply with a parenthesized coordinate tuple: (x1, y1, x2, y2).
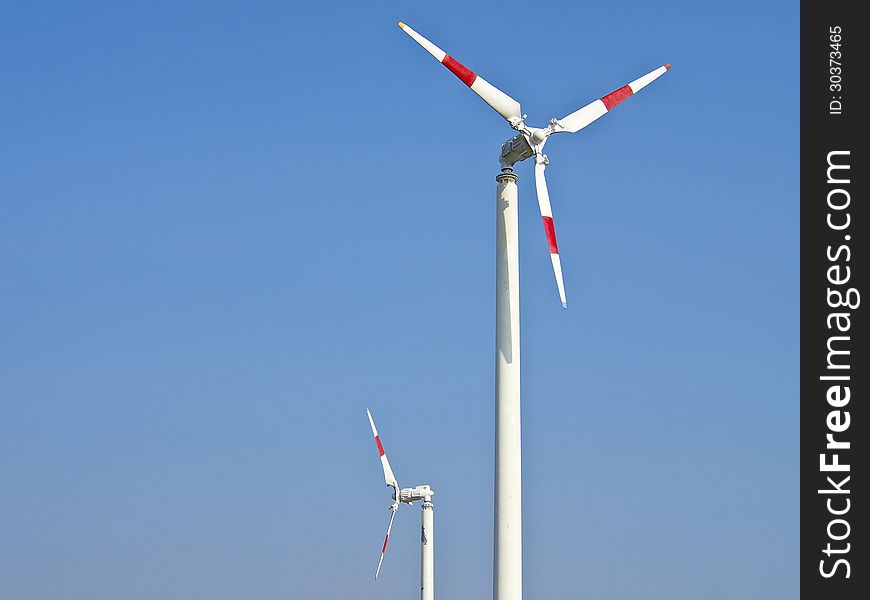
(0, 1, 798, 598)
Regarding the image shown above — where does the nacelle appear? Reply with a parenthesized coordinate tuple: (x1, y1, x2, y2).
(500, 134, 534, 168)
(400, 484, 434, 504)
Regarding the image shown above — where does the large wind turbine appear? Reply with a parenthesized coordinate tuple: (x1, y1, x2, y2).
(396, 21, 670, 600)
(367, 409, 436, 600)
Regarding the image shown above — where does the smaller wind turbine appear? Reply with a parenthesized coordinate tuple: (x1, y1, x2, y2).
(367, 409, 436, 600)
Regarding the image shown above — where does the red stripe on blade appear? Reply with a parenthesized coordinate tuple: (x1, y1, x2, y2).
(375, 436, 385, 457)
(442, 55, 477, 87)
(600, 85, 633, 110)
(382, 534, 389, 553)
(542, 217, 559, 254)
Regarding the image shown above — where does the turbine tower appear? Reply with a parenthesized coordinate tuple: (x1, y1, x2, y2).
(397, 22, 670, 600)
(367, 409, 436, 600)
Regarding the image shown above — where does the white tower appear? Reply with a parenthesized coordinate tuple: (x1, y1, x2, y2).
(494, 167, 522, 600)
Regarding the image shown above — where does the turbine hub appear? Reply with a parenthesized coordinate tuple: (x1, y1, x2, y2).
(528, 127, 548, 145)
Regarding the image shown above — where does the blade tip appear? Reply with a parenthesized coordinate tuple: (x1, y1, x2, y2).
(665, 63, 671, 71)
(397, 21, 406, 29)
(561, 302, 568, 309)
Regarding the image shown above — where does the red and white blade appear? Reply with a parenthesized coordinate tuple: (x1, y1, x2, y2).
(398, 22, 523, 123)
(375, 506, 397, 580)
(367, 409, 399, 490)
(558, 64, 670, 134)
(534, 160, 567, 309)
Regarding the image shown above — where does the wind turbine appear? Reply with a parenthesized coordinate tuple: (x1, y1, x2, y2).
(396, 21, 670, 600)
(367, 409, 436, 600)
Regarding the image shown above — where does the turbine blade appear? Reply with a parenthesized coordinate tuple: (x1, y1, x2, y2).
(375, 506, 398, 580)
(398, 21, 523, 124)
(534, 159, 567, 309)
(367, 409, 399, 491)
(558, 64, 670, 134)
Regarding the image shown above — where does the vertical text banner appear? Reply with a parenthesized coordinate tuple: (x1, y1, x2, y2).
(802, 2, 866, 597)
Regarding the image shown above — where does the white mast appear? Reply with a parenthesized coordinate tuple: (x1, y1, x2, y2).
(494, 166, 522, 600)
(421, 493, 435, 600)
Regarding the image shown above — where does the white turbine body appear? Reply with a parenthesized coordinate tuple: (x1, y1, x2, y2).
(397, 22, 670, 600)
(367, 409, 435, 600)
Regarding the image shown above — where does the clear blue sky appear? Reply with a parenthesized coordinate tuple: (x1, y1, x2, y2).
(0, 1, 798, 598)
